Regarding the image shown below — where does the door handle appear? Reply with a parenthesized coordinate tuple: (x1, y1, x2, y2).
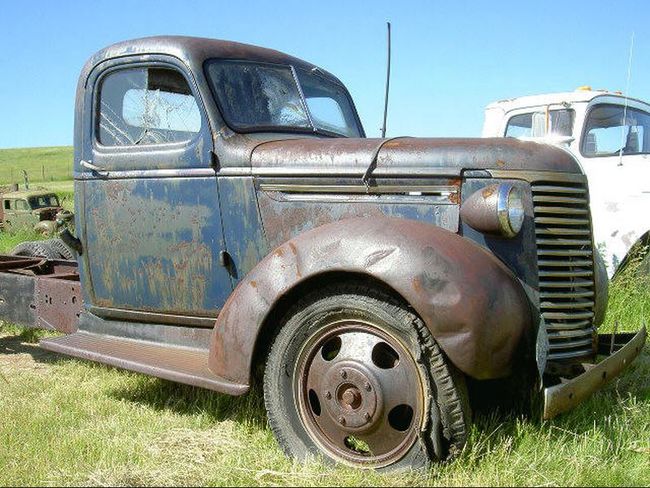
(80, 160, 109, 177)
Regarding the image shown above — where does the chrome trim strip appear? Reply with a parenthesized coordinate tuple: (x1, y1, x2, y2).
(259, 183, 458, 194)
(74, 168, 217, 180)
(265, 192, 455, 205)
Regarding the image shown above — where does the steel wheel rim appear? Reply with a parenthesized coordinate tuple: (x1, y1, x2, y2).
(294, 320, 424, 467)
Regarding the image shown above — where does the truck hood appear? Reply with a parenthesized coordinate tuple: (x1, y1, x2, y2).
(250, 137, 582, 175)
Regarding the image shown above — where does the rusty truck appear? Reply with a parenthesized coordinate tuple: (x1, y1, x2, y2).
(0, 186, 72, 236)
(0, 36, 645, 470)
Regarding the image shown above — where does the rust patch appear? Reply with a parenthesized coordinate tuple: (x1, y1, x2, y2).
(249, 280, 257, 288)
(412, 276, 423, 294)
(482, 186, 496, 198)
(448, 192, 461, 204)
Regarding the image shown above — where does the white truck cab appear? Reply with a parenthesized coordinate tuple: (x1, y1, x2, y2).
(483, 88, 650, 276)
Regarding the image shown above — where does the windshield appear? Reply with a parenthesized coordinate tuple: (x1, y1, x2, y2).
(205, 60, 363, 137)
(582, 104, 650, 157)
(29, 194, 59, 209)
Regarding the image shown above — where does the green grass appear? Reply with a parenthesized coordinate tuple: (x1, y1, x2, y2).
(0, 146, 73, 185)
(0, 154, 646, 485)
(0, 228, 48, 252)
(0, 270, 648, 486)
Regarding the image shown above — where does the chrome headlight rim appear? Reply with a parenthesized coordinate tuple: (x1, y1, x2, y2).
(496, 184, 524, 238)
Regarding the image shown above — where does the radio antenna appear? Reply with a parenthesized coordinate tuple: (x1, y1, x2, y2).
(618, 31, 635, 167)
(380, 22, 391, 138)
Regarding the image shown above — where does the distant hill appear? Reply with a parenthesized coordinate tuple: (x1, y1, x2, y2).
(0, 146, 73, 184)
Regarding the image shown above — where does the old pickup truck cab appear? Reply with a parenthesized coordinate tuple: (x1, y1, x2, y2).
(483, 89, 650, 276)
(0, 37, 645, 470)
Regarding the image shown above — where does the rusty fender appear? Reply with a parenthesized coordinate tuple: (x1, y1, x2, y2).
(208, 216, 532, 386)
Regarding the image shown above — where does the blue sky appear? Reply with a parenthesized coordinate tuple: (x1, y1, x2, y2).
(1, 0, 649, 148)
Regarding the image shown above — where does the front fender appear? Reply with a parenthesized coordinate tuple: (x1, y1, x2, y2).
(208, 217, 532, 385)
(34, 220, 56, 235)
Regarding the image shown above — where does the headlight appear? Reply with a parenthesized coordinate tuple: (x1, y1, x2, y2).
(460, 183, 525, 238)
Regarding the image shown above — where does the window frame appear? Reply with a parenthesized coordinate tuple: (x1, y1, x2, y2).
(504, 108, 575, 139)
(579, 103, 650, 158)
(203, 58, 365, 138)
(93, 62, 206, 150)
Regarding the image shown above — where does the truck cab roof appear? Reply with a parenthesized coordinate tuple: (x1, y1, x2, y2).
(80, 35, 341, 88)
(2, 189, 57, 200)
(485, 89, 650, 112)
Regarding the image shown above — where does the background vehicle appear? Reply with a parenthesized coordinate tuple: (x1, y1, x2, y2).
(0, 37, 644, 470)
(483, 88, 650, 277)
(0, 186, 72, 235)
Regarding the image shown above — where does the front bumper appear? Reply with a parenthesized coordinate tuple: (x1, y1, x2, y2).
(543, 325, 647, 419)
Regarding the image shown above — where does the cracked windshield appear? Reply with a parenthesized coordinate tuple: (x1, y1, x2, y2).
(206, 60, 362, 137)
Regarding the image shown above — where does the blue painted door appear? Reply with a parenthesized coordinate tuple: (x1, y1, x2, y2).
(78, 58, 231, 317)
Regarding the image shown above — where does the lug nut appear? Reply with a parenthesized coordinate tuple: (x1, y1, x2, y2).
(338, 416, 346, 425)
(364, 382, 371, 392)
(325, 391, 332, 400)
(340, 369, 347, 379)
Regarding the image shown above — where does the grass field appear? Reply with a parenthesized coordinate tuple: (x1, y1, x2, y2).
(0, 146, 73, 185)
(0, 146, 647, 485)
(0, 255, 648, 486)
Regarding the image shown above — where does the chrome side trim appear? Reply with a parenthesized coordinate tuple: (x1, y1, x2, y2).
(259, 183, 458, 194)
(74, 168, 217, 180)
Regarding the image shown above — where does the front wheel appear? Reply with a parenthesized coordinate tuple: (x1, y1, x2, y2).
(263, 283, 470, 470)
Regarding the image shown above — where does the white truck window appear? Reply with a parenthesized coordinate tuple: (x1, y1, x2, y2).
(581, 104, 650, 157)
(505, 109, 574, 138)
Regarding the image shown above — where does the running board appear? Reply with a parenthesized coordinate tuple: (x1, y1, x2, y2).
(40, 331, 248, 396)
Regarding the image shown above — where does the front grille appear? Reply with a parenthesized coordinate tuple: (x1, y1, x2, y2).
(532, 181, 596, 361)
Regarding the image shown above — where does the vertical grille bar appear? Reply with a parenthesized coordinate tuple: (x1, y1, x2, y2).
(532, 181, 596, 361)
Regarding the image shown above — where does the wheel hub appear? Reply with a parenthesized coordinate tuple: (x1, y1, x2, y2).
(321, 362, 382, 430)
(296, 323, 424, 466)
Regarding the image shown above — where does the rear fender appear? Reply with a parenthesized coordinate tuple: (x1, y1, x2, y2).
(208, 217, 532, 386)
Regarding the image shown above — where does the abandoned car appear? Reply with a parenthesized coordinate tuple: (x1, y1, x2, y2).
(0, 187, 72, 236)
(0, 36, 645, 470)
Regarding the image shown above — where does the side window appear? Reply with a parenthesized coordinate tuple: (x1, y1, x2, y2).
(505, 109, 574, 138)
(97, 67, 202, 146)
(15, 200, 30, 211)
(4, 200, 11, 210)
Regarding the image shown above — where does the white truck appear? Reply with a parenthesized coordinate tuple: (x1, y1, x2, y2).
(483, 88, 650, 277)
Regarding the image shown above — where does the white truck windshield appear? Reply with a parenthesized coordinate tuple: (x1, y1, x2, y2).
(581, 104, 650, 157)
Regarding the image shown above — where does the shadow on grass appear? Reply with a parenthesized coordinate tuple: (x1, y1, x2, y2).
(0, 330, 65, 364)
(107, 376, 268, 428)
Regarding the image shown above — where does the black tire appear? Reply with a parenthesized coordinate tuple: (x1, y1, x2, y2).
(263, 282, 470, 470)
(43, 238, 75, 260)
(11, 241, 59, 260)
